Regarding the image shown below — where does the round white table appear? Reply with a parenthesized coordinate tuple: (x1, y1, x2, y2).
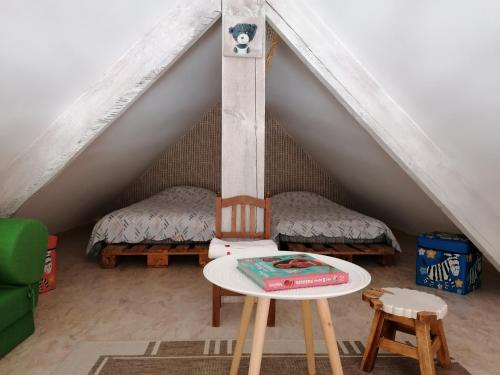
(203, 251, 371, 375)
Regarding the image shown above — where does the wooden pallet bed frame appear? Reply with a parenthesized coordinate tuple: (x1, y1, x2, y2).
(100, 243, 210, 268)
(278, 241, 396, 265)
(100, 241, 396, 268)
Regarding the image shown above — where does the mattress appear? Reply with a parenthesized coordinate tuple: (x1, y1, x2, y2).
(271, 191, 401, 251)
(87, 186, 216, 256)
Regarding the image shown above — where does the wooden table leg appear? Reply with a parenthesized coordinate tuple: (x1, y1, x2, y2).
(301, 300, 316, 375)
(316, 299, 343, 375)
(248, 297, 271, 375)
(230, 295, 255, 375)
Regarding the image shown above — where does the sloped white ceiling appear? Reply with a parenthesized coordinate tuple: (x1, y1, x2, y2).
(0, 0, 179, 173)
(309, 0, 500, 216)
(17, 19, 456, 236)
(4, 1, 499, 266)
(266, 40, 457, 234)
(16, 23, 222, 233)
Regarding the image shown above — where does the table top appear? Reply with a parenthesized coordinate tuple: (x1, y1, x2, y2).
(203, 251, 371, 300)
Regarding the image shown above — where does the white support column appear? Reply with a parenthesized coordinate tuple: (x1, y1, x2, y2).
(221, 0, 265, 231)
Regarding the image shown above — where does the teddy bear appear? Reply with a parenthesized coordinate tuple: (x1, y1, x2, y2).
(228, 23, 257, 54)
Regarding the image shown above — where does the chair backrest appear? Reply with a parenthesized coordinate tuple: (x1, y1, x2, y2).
(215, 195, 271, 239)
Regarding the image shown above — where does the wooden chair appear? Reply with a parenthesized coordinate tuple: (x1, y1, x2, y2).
(212, 195, 276, 327)
(361, 287, 451, 375)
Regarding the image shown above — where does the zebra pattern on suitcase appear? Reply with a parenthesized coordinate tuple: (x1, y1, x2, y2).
(424, 254, 460, 288)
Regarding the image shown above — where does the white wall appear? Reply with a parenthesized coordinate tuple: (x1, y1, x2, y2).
(267, 42, 457, 234)
(0, 0, 177, 173)
(16, 23, 222, 233)
(309, 0, 500, 214)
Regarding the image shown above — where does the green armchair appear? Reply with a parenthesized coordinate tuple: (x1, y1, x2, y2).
(0, 218, 48, 357)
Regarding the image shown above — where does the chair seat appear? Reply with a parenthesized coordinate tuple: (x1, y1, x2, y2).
(208, 238, 278, 259)
(379, 287, 447, 320)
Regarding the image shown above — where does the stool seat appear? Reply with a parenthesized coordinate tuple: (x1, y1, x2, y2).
(379, 287, 448, 320)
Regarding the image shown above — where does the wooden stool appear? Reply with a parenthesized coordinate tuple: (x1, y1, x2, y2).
(361, 287, 451, 375)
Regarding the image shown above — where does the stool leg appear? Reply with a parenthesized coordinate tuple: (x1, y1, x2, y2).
(316, 299, 343, 375)
(212, 284, 221, 327)
(434, 320, 451, 368)
(382, 320, 396, 340)
(360, 309, 385, 372)
(301, 300, 316, 375)
(230, 295, 255, 375)
(415, 320, 436, 375)
(248, 297, 271, 375)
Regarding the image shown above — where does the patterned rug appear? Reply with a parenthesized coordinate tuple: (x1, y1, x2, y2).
(53, 339, 470, 375)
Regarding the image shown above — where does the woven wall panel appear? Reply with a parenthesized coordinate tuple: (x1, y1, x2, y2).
(116, 105, 221, 207)
(265, 113, 348, 205)
(115, 104, 349, 208)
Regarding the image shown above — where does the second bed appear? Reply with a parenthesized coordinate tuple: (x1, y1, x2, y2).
(271, 191, 401, 263)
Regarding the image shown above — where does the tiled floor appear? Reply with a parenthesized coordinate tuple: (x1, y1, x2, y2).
(0, 226, 499, 375)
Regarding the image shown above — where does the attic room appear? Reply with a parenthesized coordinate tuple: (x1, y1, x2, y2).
(1, 1, 499, 374)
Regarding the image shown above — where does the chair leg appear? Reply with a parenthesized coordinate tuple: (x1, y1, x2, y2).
(230, 295, 255, 375)
(198, 253, 208, 266)
(212, 284, 221, 327)
(433, 320, 451, 368)
(267, 299, 276, 327)
(415, 320, 436, 375)
(361, 309, 385, 372)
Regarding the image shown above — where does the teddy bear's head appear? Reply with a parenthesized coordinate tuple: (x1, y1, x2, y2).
(228, 23, 257, 45)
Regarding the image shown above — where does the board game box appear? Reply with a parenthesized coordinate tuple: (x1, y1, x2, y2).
(237, 254, 349, 292)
